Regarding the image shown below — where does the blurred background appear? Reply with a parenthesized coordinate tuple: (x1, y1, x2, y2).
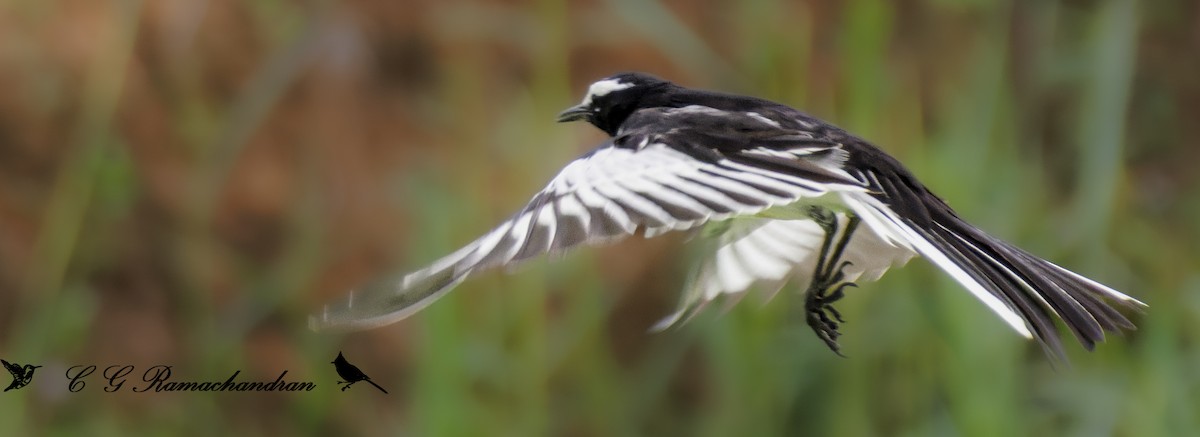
(0, 0, 1197, 435)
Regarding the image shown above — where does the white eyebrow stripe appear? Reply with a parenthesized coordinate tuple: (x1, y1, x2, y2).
(581, 78, 634, 106)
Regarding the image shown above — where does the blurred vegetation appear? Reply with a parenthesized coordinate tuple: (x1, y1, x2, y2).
(0, 0, 1197, 435)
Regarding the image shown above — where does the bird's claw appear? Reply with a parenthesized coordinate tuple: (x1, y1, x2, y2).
(805, 259, 857, 356)
(805, 287, 850, 357)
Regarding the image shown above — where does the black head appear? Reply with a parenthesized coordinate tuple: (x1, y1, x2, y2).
(557, 72, 675, 136)
(332, 352, 346, 364)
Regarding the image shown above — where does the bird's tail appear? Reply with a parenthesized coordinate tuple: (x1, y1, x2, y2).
(842, 192, 1145, 359)
(366, 379, 389, 394)
(925, 213, 1144, 356)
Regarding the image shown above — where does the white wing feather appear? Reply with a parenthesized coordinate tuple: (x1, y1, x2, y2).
(311, 142, 858, 331)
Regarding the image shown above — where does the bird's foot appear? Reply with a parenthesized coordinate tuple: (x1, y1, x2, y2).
(804, 261, 857, 357)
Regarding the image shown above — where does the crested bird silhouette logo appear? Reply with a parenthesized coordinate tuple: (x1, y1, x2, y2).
(2, 359, 41, 392)
(331, 352, 387, 394)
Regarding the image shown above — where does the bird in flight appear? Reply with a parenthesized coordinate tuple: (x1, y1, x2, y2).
(312, 72, 1144, 359)
(3, 359, 41, 392)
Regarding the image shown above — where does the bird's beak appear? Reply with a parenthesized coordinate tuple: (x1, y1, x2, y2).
(556, 104, 591, 123)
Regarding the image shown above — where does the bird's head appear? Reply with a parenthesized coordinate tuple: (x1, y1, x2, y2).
(558, 72, 674, 136)
(332, 352, 346, 364)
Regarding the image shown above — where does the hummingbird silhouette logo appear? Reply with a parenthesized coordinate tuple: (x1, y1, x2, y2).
(331, 352, 387, 394)
(2, 359, 41, 392)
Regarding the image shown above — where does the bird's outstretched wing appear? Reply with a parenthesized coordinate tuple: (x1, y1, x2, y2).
(310, 107, 871, 331)
(654, 214, 915, 330)
(1, 360, 21, 377)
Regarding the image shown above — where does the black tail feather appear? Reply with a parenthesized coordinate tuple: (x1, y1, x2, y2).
(928, 213, 1138, 357)
(949, 223, 1100, 348)
(919, 224, 1067, 360)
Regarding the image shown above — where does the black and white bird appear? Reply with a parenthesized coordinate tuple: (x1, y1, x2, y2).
(312, 72, 1145, 359)
(2, 359, 41, 392)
